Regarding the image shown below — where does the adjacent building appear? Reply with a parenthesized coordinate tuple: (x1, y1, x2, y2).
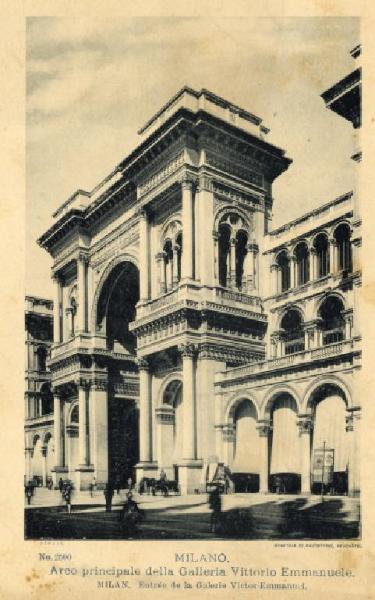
(32, 47, 361, 495)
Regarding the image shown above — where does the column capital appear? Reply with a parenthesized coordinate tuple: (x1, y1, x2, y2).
(297, 416, 313, 435)
(41, 445, 48, 457)
(179, 343, 197, 358)
(222, 424, 235, 442)
(77, 251, 89, 264)
(197, 174, 213, 192)
(136, 356, 150, 371)
(155, 251, 166, 262)
(51, 271, 62, 283)
(75, 377, 91, 390)
(247, 242, 259, 254)
(329, 237, 338, 246)
(212, 230, 219, 241)
(180, 177, 195, 191)
(256, 421, 271, 437)
(310, 246, 317, 255)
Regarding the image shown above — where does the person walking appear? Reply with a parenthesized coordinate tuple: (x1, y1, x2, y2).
(25, 484, 32, 505)
(64, 484, 72, 514)
(119, 492, 141, 538)
(209, 487, 222, 534)
(58, 477, 64, 493)
(127, 476, 133, 492)
(90, 475, 96, 498)
(104, 484, 114, 512)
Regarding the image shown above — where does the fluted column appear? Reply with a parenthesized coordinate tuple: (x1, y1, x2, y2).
(180, 344, 197, 460)
(139, 209, 150, 301)
(289, 255, 296, 288)
(229, 237, 236, 288)
(181, 180, 194, 280)
(78, 380, 90, 466)
(346, 409, 360, 496)
(77, 253, 88, 333)
(213, 232, 219, 284)
(156, 252, 166, 295)
(138, 358, 153, 463)
(298, 416, 313, 493)
(257, 422, 271, 493)
(309, 247, 317, 281)
(329, 238, 338, 274)
(52, 274, 62, 343)
(271, 262, 279, 295)
(53, 390, 63, 467)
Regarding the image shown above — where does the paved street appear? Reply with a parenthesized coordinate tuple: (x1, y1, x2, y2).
(25, 488, 360, 540)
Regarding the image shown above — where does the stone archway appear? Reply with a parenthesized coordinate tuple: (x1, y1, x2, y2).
(231, 399, 260, 492)
(269, 393, 300, 493)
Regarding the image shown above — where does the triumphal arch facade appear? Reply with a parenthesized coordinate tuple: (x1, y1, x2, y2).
(38, 84, 361, 495)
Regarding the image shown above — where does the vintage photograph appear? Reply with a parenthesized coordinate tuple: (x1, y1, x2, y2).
(24, 16, 361, 540)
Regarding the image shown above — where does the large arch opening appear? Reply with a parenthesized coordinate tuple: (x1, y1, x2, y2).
(96, 261, 140, 353)
(109, 399, 139, 487)
(310, 384, 348, 495)
(269, 394, 300, 493)
(231, 399, 260, 492)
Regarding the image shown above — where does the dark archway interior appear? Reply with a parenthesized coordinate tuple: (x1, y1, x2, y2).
(218, 223, 231, 287)
(40, 384, 53, 415)
(280, 309, 305, 354)
(319, 296, 345, 344)
(314, 234, 329, 278)
(97, 262, 140, 353)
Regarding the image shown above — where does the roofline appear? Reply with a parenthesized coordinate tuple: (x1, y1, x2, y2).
(269, 190, 353, 237)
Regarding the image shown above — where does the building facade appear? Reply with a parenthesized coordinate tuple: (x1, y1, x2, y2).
(25, 296, 55, 484)
(36, 52, 361, 494)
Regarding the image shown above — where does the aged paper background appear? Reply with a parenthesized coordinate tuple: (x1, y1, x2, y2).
(1, 1, 374, 598)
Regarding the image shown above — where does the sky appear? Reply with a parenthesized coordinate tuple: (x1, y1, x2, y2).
(26, 16, 359, 298)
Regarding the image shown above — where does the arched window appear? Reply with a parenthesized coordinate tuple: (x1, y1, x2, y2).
(334, 224, 352, 273)
(218, 223, 231, 287)
(40, 384, 53, 415)
(318, 295, 345, 345)
(276, 251, 290, 292)
(163, 239, 173, 291)
(235, 230, 248, 290)
(294, 242, 309, 286)
(280, 309, 305, 355)
(36, 346, 47, 372)
(314, 233, 329, 278)
(175, 232, 182, 283)
(70, 405, 79, 424)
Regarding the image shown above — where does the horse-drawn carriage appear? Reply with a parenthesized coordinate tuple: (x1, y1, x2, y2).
(138, 477, 181, 496)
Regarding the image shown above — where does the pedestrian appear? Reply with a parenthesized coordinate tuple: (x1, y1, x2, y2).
(127, 476, 133, 492)
(208, 486, 222, 534)
(64, 484, 72, 514)
(116, 474, 121, 495)
(25, 485, 32, 505)
(104, 484, 114, 512)
(119, 492, 141, 537)
(58, 477, 64, 493)
(90, 475, 96, 497)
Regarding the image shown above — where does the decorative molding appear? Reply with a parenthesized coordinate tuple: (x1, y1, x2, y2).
(138, 152, 185, 197)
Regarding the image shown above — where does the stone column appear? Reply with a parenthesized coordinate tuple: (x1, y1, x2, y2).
(222, 424, 235, 467)
(90, 379, 109, 487)
(181, 180, 194, 281)
(213, 232, 219, 284)
(78, 381, 89, 466)
(289, 256, 296, 289)
(77, 253, 88, 333)
(329, 238, 338, 274)
(246, 242, 257, 291)
(344, 311, 353, 340)
(180, 344, 197, 460)
(41, 446, 47, 486)
(25, 448, 32, 483)
(52, 274, 62, 344)
(298, 416, 313, 493)
(346, 409, 361, 496)
(257, 422, 270, 493)
(271, 262, 279, 295)
(229, 237, 237, 288)
(139, 209, 150, 301)
(309, 247, 317, 281)
(137, 358, 154, 464)
(351, 238, 361, 273)
(172, 244, 180, 286)
(53, 391, 63, 468)
(156, 252, 166, 295)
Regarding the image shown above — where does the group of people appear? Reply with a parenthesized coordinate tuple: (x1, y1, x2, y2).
(58, 478, 73, 513)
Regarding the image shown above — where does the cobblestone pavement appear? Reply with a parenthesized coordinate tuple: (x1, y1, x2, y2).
(25, 488, 360, 540)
